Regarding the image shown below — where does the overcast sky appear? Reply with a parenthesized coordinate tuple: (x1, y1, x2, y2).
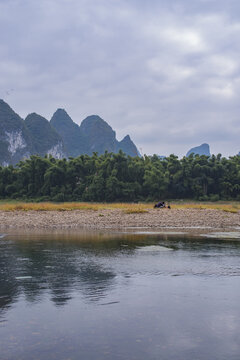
(0, 0, 240, 157)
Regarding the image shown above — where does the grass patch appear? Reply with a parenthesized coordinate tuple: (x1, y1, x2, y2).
(221, 208, 239, 213)
(0, 202, 101, 212)
(123, 208, 148, 214)
(171, 202, 240, 213)
(0, 201, 239, 213)
(0, 201, 151, 212)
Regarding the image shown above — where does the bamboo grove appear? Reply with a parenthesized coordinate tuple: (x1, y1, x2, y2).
(0, 151, 239, 202)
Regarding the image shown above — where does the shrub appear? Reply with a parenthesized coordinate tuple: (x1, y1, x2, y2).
(209, 194, 220, 202)
(52, 193, 65, 202)
(198, 195, 209, 201)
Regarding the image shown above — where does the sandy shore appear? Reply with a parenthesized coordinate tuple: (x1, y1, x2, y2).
(0, 208, 239, 235)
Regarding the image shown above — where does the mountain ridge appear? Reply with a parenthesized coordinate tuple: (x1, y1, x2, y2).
(0, 100, 140, 165)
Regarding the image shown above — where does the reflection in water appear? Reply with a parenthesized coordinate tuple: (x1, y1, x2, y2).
(0, 232, 240, 360)
(0, 235, 119, 308)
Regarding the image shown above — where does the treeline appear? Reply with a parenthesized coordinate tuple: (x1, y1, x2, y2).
(0, 151, 239, 202)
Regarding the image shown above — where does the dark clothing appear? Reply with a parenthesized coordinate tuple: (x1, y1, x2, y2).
(154, 201, 165, 208)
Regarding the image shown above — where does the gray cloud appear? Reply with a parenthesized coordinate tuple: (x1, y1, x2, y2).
(0, 0, 240, 157)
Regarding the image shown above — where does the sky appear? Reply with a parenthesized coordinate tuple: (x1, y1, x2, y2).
(0, 0, 240, 157)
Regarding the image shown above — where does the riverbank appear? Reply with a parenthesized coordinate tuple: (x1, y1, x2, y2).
(0, 207, 239, 234)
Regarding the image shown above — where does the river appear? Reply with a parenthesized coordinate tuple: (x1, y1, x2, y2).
(0, 231, 240, 360)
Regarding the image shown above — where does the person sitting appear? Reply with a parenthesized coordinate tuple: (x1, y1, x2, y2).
(154, 201, 166, 208)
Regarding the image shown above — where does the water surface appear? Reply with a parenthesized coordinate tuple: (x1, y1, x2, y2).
(0, 231, 240, 360)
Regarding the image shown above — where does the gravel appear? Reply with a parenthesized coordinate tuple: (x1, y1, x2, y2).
(0, 208, 239, 234)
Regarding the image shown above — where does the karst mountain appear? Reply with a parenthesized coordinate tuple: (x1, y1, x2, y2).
(0, 99, 139, 165)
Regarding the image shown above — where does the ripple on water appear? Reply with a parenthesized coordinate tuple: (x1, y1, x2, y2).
(17, 258, 30, 261)
(202, 232, 240, 240)
(15, 276, 33, 280)
(136, 245, 173, 252)
(131, 231, 186, 235)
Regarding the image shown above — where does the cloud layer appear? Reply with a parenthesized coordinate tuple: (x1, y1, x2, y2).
(0, 0, 240, 156)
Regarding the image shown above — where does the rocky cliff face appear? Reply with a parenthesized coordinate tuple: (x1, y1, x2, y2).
(186, 143, 211, 157)
(25, 113, 65, 158)
(0, 99, 33, 165)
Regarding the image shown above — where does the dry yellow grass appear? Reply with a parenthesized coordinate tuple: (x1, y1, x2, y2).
(0, 202, 151, 212)
(103, 203, 150, 211)
(123, 208, 148, 214)
(0, 202, 100, 212)
(0, 201, 239, 213)
(171, 203, 240, 213)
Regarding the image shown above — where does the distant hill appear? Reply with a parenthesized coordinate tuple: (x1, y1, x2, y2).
(186, 143, 210, 157)
(51, 111, 140, 157)
(0, 100, 140, 165)
(25, 113, 65, 158)
(116, 135, 140, 157)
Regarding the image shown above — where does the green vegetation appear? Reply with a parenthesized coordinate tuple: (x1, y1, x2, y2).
(0, 151, 239, 202)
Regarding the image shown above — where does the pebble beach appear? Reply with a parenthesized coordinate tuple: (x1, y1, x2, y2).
(0, 208, 239, 235)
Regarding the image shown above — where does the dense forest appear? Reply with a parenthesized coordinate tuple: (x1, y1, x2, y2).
(0, 151, 239, 202)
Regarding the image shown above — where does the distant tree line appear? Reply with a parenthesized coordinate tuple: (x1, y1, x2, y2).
(0, 151, 239, 202)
